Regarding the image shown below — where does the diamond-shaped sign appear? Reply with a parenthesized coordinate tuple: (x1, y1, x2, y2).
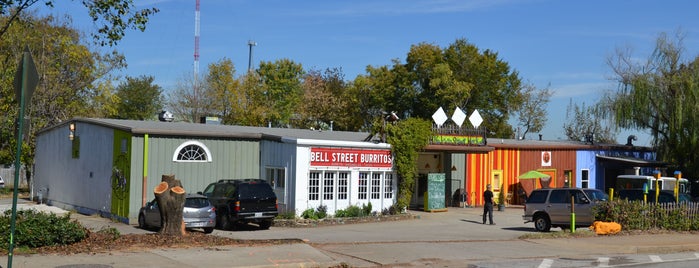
(469, 109, 483, 128)
(432, 107, 448, 127)
(451, 107, 466, 127)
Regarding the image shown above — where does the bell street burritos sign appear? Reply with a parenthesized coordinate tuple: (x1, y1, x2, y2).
(310, 148, 393, 168)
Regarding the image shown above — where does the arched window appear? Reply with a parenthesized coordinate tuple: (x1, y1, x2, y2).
(173, 141, 212, 162)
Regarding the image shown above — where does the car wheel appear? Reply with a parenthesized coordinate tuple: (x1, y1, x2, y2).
(138, 214, 147, 229)
(203, 227, 214, 234)
(221, 214, 234, 230)
(259, 220, 272, 230)
(534, 214, 551, 232)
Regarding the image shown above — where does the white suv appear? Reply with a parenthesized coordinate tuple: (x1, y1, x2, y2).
(522, 188, 598, 232)
(0, 175, 5, 188)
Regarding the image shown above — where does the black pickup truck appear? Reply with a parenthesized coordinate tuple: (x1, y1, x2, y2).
(200, 179, 278, 230)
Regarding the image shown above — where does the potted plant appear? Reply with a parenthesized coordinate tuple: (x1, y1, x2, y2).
(497, 184, 506, 211)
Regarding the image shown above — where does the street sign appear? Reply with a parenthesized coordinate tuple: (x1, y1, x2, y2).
(14, 46, 39, 105)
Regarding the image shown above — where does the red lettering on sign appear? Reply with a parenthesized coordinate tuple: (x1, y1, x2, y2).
(310, 148, 393, 168)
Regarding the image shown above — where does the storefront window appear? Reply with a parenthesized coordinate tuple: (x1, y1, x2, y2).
(309, 172, 320, 200)
(371, 173, 381, 199)
(359, 172, 368, 200)
(338, 172, 349, 200)
(384, 173, 394, 199)
(323, 172, 335, 200)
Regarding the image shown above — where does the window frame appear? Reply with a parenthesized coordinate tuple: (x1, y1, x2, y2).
(172, 140, 213, 162)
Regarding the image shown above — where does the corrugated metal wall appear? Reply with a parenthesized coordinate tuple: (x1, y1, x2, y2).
(128, 136, 260, 221)
(260, 140, 297, 211)
(34, 123, 114, 215)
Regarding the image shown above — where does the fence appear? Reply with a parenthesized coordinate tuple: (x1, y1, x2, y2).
(0, 166, 28, 188)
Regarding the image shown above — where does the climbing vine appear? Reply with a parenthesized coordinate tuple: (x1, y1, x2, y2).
(385, 118, 432, 210)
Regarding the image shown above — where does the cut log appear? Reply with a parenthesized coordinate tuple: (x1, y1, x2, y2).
(153, 174, 186, 236)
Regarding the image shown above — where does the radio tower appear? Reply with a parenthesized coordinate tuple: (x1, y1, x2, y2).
(194, 0, 200, 76)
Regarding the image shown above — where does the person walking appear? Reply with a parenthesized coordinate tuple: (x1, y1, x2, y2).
(483, 184, 495, 225)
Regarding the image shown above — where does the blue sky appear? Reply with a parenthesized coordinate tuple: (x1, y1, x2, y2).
(43, 0, 699, 146)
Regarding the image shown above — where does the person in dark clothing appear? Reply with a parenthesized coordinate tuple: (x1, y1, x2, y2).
(483, 184, 495, 225)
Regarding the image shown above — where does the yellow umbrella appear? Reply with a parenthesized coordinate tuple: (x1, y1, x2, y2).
(518, 170, 550, 179)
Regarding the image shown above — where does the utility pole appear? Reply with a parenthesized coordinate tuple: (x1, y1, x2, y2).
(248, 40, 257, 72)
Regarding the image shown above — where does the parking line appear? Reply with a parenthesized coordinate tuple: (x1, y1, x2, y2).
(538, 258, 553, 268)
(649, 255, 662, 262)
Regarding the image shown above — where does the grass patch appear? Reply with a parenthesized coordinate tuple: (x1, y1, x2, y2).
(519, 229, 597, 239)
(0, 187, 30, 198)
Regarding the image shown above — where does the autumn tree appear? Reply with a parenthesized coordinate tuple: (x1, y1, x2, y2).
(0, 13, 125, 164)
(563, 99, 617, 144)
(113, 75, 163, 120)
(298, 68, 354, 130)
(0, 0, 158, 47)
(599, 31, 699, 174)
(204, 58, 240, 124)
(514, 83, 552, 139)
(165, 72, 207, 123)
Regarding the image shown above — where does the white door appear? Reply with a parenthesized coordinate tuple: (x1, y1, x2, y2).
(369, 172, 383, 212)
(335, 172, 351, 213)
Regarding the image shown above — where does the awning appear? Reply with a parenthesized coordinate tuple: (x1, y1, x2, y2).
(596, 155, 667, 167)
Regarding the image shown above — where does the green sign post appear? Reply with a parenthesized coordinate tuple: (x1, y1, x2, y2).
(7, 47, 38, 268)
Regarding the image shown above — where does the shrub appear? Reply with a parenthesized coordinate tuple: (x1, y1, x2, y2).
(301, 208, 317, 220)
(594, 199, 699, 231)
(301, 205, 328, 220)
(335, 205, 359, 218)
(362, 202, 372, 216)
(0, 210, 87, 249)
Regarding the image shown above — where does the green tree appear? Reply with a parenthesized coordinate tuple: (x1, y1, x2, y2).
(113, 75, 163, 120)
(515, 83, 552, 139)
(600, 31, 699, 174)
(257, 59, 305, 127)
(443, 39, 522, 137)
(563, 99, 617, 144)
(236, 71, 272, 126)
(0, 0, 158, 46)
(358, 39, 523, 137)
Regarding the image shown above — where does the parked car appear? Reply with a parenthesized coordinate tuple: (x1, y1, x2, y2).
(0, 175, 5, 188)
(138, 193, 216, 234)
(523, 188, 597, 232)
(200, 179, 278, 230)
(616, 189, 692, 203)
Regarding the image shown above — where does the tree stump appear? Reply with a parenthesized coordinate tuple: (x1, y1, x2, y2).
(154, 174, 186, 236)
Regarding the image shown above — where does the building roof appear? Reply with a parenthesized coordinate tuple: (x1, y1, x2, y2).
(41, 118, 381, 144)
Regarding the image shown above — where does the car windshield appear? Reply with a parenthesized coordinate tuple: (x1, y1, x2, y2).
(584, 189, 609, 201)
